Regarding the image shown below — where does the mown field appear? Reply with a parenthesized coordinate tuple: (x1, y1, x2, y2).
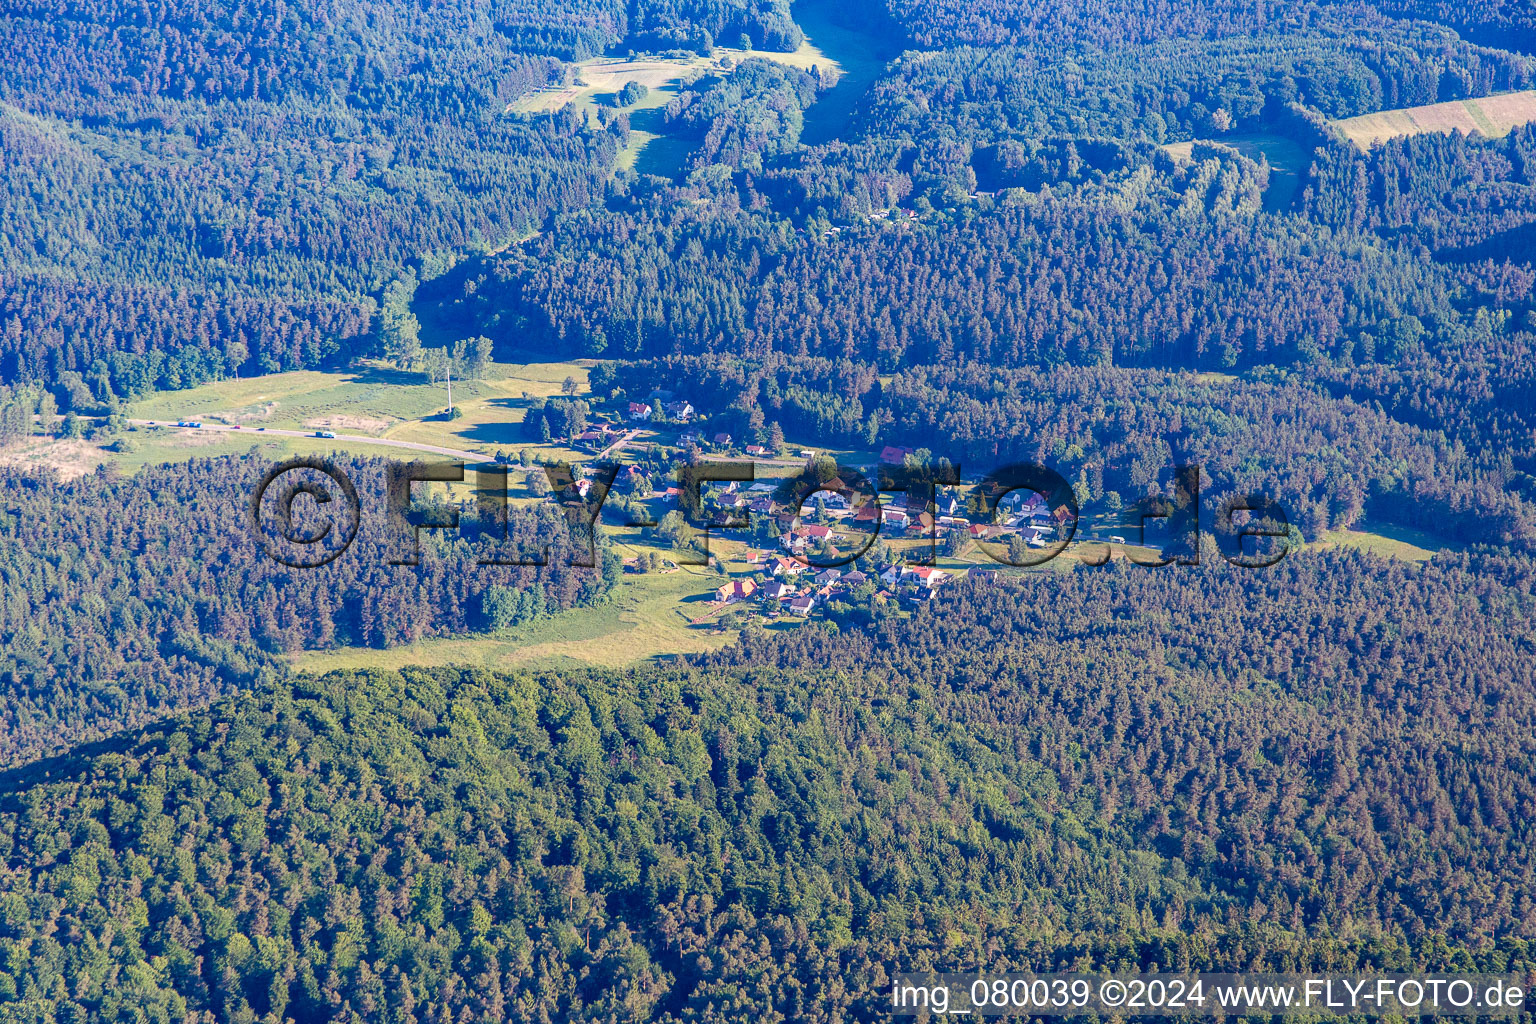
(1334, 89, 1536, 149)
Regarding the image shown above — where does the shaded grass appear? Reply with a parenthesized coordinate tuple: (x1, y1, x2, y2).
(292, 568, 735, 673)
(1314, 523, 1450, 562)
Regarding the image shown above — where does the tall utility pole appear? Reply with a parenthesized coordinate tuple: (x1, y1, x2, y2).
(446, 363, 453, 415)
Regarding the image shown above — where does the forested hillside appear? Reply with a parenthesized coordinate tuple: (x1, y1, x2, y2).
(434, 7, 1536, 549)
(3, 0, 1536, 1019)
(0, 455, 619, 769)
(1, 549, 1533, 1020)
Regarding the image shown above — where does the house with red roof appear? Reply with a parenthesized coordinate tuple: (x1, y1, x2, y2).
(715, 579, 758, 604)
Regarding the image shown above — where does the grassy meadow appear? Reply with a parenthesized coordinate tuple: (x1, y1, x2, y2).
(1313, 522, 1449, 562)
(292, 562, 740, 674)
(1334, 89, 1536, 150)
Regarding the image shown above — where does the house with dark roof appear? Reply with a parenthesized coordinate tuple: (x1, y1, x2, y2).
(762, 580, 793, 601)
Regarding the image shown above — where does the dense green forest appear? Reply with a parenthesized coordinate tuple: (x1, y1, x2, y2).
(1, 549, 1534, 1020)
(4, 0, 1536, 1019)
(0, 455, 620, 770)
(0, 0, 622, 396)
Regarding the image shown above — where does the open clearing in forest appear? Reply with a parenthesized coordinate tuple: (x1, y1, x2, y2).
(116, 356, 598, 469)
(1333, 90, 1536, 150)
(507, 7, 848, 174)
(1161, 131, 1310, 211)
(292, 565, 737, 673)
(1313, 523, 1450, 562)
(0, 438, 106, 480)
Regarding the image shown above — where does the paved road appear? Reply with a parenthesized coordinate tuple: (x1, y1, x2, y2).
(130, 419, 495, 464)
(594, 428, 640, 461)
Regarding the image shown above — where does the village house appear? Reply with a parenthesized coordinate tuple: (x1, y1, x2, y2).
(814, 568, 843, 587)
(627, 401, 652, 421)
(905, 566, 950, 588)
(787, 594, 816, 616)
(715, 578, 758, 604)
(745, 444, 770, 457)
(769, 556, 805, 577)
(664, 400, 694, 422)
(879, 445, 916, 464)
(1021, 524, 1053, 546)
(711, 432, 733, 449)
(762, 580, 793, 601)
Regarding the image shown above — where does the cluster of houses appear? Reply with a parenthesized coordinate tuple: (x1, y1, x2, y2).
(628, 388, 695, 424)
(713, 553, 999, 619)
(677, 429, 737, 452)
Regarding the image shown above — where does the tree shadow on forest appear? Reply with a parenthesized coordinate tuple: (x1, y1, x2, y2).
(0, 730, 167, 799)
